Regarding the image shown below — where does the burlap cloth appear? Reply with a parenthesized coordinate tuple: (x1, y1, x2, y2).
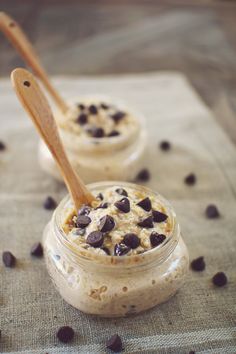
(0, 72, 235, 354)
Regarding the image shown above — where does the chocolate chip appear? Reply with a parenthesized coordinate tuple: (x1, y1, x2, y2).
(96, 202, 108, 209)
(23, 80, 30, 87)
(31, 242, 43, 257)
(137, 216, 154, 228)
(89, 104, 98, 114)
(108, 130, 120, 137)
(43, 196, 57, 210)
(99, 215, 115, 232)
(150, 232, 166, 247)
(76, 215, 91, 228)
(101, 103, 109, 110)
(206, 204, 220, 219)
(96, 193, 104, 200)
(160, 140, 171, 151)
(191, 256, 205, 271)
(114, 243, 131, 256)
(87, 231, 104, 248)
(184, 173, 196, 186)
(136, 168, 150, 182)
(78, 205, 91, 216)
(0, 141, 6, 151)
(78, 103, 85, 110)
(88, 126, 104, 138)
(106, 334, 123, 352)
(101, 247, 110, 255)
(77, 113, 87, 125)
(56, 326, 74, 343)
(111, 111, 126, 123)
(115, 188, 128, 197)
(2, 251, 16, 267)
(137, 197, 152, 211)
(152, 210, 168, 223)
(123, 233, 140, 249)
(212, 272, 227, 287)
(114, 198, 130, 213)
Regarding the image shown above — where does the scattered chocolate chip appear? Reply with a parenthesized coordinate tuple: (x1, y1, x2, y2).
(137, 197, 152, 212)
(206, 204, 220, 219)
(106, 334, 123, 352)
(115, 188, 128, 197)
(96, 193, 104, 200)
(111, 111, 126, 123)
(23, 80, 30, 87)
(184, 173, 196, 186)
(114, 243, 131, 256)
(77, 113, 87, 125)
(87, 231, 104, 248)
(78, 103, 85, 110)
(56, 326, 74, 343)
(96, 202, 108, 209)
(78, 205, 91, 216)
(191, 256, 205, 271)
(76, 215, 91, 228)
(101, 247, 110, 255)
(114, 198, 130, 213)
(137, 216, 154, 228)
(2, 251, 16, 267)
(152, 210, 168, 223)
(88, 104, 98, 114)
(212, 272, 227, 287)
(31, 242, 43, 257)
(150, 232, 166, 247)
(43, 196, 57, 210)
(88, 126, 104, 138)
(136, 168, 150, 182)
(0, 141, 6, 151)
(108, 130, 120, 137)
(123, 233, 140, 249)
(101, 103, 109, 110)
(160, 140, 171, 151)
(99, 215, 115, 233)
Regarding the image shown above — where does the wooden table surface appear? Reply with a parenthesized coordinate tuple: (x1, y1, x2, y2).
(1, 0, 236, 145)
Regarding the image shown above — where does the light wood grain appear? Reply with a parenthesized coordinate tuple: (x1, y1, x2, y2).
(11, 68, 95, 209)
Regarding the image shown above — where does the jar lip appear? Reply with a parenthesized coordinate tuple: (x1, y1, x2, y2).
(53, 181, 180, 267)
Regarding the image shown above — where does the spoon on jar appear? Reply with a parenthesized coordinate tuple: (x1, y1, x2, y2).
(11, 68, 95, 209)
(0, 11, 68, 114)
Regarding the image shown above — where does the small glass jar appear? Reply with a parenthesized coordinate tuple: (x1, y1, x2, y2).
(43, 182, 189, 317)
(38, 95, 147, 183)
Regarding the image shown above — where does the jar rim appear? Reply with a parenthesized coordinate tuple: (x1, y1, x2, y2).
(53, 181, 180, 267)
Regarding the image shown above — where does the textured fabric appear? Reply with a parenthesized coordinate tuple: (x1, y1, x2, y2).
(0, 72, 235, 354)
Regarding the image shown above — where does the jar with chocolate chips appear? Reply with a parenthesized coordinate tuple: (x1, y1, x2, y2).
(43, 182, 189, 317)
(39, 95, 147, 183)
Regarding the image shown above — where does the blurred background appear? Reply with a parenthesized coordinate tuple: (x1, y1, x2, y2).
(1, 0, 236, 144)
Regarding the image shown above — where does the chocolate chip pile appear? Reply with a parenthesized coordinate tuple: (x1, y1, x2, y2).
(63, 186, 171, 256)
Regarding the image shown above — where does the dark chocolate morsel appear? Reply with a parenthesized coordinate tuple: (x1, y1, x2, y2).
(96, 193, 104, 200)
(2, 251, 16, 267)
(115, 188, 128, 197)
(88, 104, 98, 114)
(87, 231, 104, 248)
(123, 233, 140, 249)
(76, 215, 91, 228)
(114, 243, 131, 256)
(137, 216, 154, 228)
(99, 215, 115, 232)
(212, 272, 227, 287)
(160, 140, 171, 151)
(137, 197, 152, 211)
(31, 242, 43, 257)
(57, 326, 74, 343)
(0, 141, 6, 151)
(77, 113, 88, 125)
(190, 256, 205, 271)
(88, 126, 104, 138)
(96, 202, 108, 209)
(43, 196, 57, 210)
(108, 130, 120, 137)
(110, 111, 126, 123)
(184, 173, 196, 186)
(136, 168, 150, 182)
(106, 334, 123, 352)
(101, 103, 109, 110)
(114, 198, 130, 213)
(78, 103, 85, 110)
(78, 205, 91, 216)
(152, 210, 168, 223)
(205, 205, 220, 219)
(150, 232, 166, 247)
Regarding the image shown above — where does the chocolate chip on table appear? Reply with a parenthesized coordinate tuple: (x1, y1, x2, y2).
(212, 272, 227, 287)
(111, 111, 126, 123)
(152, 210, 168, 223)
(96, 192, 104, 200)
(184, 173, 196, 186)
(76, 215, 91, 228)
(101, 247, 110, 255)
(137, 216, 154, 228)
(101, 103, 109, 110)
(2, 251, 16, 267)
(96, 202, 108, 209)
(88, 126, 104, 138)
(150, 232, 166, 247)
(77, 113, 88, 125)
(87, 231, 104, 248)
(135, 168, 150, 182)
(78, 205, 91, 216)
(88, 104, 98, 114)
(108, 130, 120, 137)
(106, 334, 123, 352)
(31, 242, 43, 257)
(78, 103, 85, 110)
(99, 215, 115, 232)
(190, 256, 205, 271)
(57, 326, 74, 343)
(115, 188, 128, 197)
(0, 141, 6, 151)
(160, 140, 171, 151)
(114, 243, 131, 256)
(205, 204, 220, 219)
(43, 196, 57, 210)
(137, 197, 152, 211)
(114, 198, 130, 213)
(123, 233, 140, 249)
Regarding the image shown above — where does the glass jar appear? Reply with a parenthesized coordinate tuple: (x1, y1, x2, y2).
(43, 182, 189, 317)
(38, 95, 147, 183)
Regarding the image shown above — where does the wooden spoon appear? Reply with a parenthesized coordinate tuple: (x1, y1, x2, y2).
(11, 68, 95, 210)
(0, 11, 68, 114)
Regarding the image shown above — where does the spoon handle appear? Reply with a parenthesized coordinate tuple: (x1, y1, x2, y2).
(0, 11, 68, 113)
(11, 68, 95, 209)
